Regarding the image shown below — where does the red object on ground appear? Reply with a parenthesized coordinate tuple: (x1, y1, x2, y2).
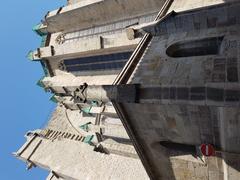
(200, 144, 215, 156)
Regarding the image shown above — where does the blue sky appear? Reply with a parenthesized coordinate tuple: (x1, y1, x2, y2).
(0, 1, 65, 179)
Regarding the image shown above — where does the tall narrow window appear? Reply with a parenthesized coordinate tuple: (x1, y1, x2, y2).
(166, 36, 223, 58)
(62, 51, 132, 73)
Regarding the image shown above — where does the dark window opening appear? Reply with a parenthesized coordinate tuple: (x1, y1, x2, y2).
(227, 67, 238, 82)
(166, 36, 224, 58)
(227, 58, 238, 82)
(63, 51, 132, 72)
(64, 51, 132, 66)
(207, 87, 224, 101)
(160, 141, 197, 154)
(225, 90, 240, 102)
(45, 34, 51, 47)
(65, 61, 127, 72)
(42, 60, 54, 77)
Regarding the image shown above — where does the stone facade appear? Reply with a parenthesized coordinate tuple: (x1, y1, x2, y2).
(15, 0, 240, 180)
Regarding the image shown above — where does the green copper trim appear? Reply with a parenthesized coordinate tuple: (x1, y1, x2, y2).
(82, 106, 92, 114)
(79, 122, 91, 132)
(36, 78, 45, 88)
(32, 23, 47, 36)
(82, 102, 99, 114)
(36, 76, 49, 92)
(27, 51, 34, 61)
(83, 135, 94, 144)
(50, 96, 58, 103)
(91, 101, 98, 106)
(40, 61, 49, 76)
(40, 35, 47, 47)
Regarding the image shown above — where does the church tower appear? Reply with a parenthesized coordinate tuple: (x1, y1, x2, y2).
(15, 0, 240, 179)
